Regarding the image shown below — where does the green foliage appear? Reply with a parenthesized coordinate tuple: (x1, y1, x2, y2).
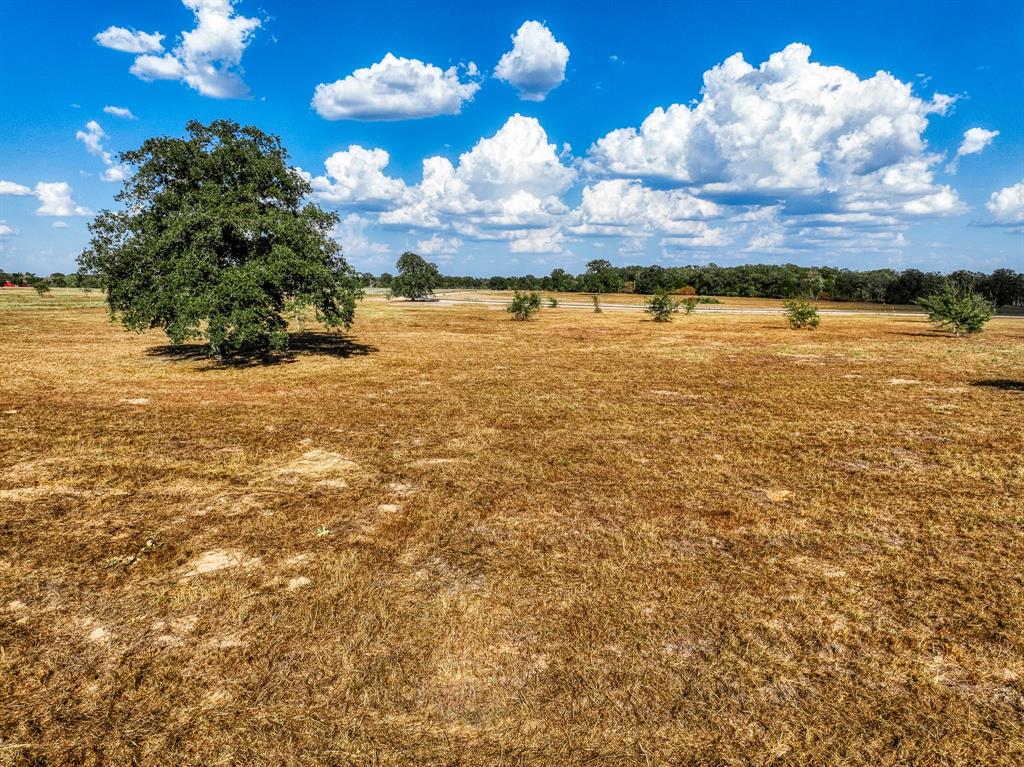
(682, 297, 698, 315)
(783, 299, 820, 329)
(645, 289, 683, 321)
(78, 120, 362, 359)
(390, 252, 440, 301)
(507, 291, 541, 320)
(30, 279, 51, 296)
(583, 259, 623, 293)
(916, 285, 994, 336)
(547, 297, 559, 308)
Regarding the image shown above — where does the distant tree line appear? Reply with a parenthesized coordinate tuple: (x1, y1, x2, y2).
(0, 270, 103, 289)
(358, 260, 1024, 307)
(7, 262, 1023, 308)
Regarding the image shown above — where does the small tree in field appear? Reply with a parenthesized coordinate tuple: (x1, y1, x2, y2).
(507, 291, 541, 320)
(79, 120, 362, 359)
(783, 299, 820, 329)
(682, 297, 698, 314)
(548, 296, 559, 308)
(916, 285, 994, 336)
(645, 289, 682, 321)
(390, 252, 440, 301)
(592, 294, 603, 313)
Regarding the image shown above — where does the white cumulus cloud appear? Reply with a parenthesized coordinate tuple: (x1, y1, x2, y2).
(986, 180, 1024, 225)
(306, 146, 409, 209)
(495, 21, 569, 101)
(582, 42, 964, 253)
(75, 121, 129, 182)
(34, 182, 91, 217)
(76, 120, 111, 163)
(103, 105, 137, 120)
(0, 180, 33, 196)
(94, 26, 164, 54)
(0, 221, 15, 236)
(415, 234, 463, 257)
(947, 127, 999, 173)
(312, 53, 480, 120)
(957, 128, 999, 157)
(103, 0, 260, 99)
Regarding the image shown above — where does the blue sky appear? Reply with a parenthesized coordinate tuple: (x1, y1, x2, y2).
(1, 0, 1022, 276)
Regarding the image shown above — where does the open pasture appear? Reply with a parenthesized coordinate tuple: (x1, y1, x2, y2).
(1, 290, 1022, 765)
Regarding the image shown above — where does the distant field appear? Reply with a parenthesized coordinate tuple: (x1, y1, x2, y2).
(2, 290, 1023, 765)
(432, 288, 926, 312)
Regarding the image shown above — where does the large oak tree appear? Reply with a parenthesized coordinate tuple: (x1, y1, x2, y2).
(80, 120, 363, 358)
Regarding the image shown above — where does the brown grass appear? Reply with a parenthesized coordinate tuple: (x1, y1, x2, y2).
(1, 288, 1023, 765)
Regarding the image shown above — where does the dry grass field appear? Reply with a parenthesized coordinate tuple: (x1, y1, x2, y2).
(2, 288, 1023, 766)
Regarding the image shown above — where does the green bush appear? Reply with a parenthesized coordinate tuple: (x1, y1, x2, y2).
(592, 294, 603, 313)
(548, 297, 559, 308)
(916, 285, 994, 336)
(646, 289, 683, 321)
(507, 291, 541, 320)
(783, 299, 820, 329)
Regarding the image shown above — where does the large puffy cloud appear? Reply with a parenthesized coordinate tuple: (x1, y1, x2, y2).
(94, 26, 164, 54)
(456, 113, 576, 199)
(102, 0, 260, 99)
(34, 183, 91, 217)
(379, 114, 575, 238)
(0, 180, 33, 196)
(570, 179, 720, 237)
(986, 180, 1024, 225)
(310, 115, 577, 253)
(585, 44, 956, 204)
(495, 21, 569, 102)
(312, 54, 480, 120)
(583, 43, 964, 253)
(306, 146, 409, 209)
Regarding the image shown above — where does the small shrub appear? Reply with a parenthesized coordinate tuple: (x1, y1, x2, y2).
(548, 297, 559, 308)
(31, 281, 51, 296)
(682, 297, 698, 315)
(646, 289, 682, 321)
(916, 285, 994, 336)
(507, 291, 541, 320)
(783, 299, 820, 329)
(593, 294, 603, 313)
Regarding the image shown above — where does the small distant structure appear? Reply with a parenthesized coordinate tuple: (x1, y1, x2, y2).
(2, 281, 15, 288)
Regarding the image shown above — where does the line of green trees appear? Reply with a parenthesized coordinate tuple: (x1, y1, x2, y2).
(0, 270, 103, 289)
(360, 260, 1024, 307)
(11, 260, 1021, 309)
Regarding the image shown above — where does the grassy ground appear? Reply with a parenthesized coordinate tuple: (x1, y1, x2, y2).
(1, 289, 1023, 765)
